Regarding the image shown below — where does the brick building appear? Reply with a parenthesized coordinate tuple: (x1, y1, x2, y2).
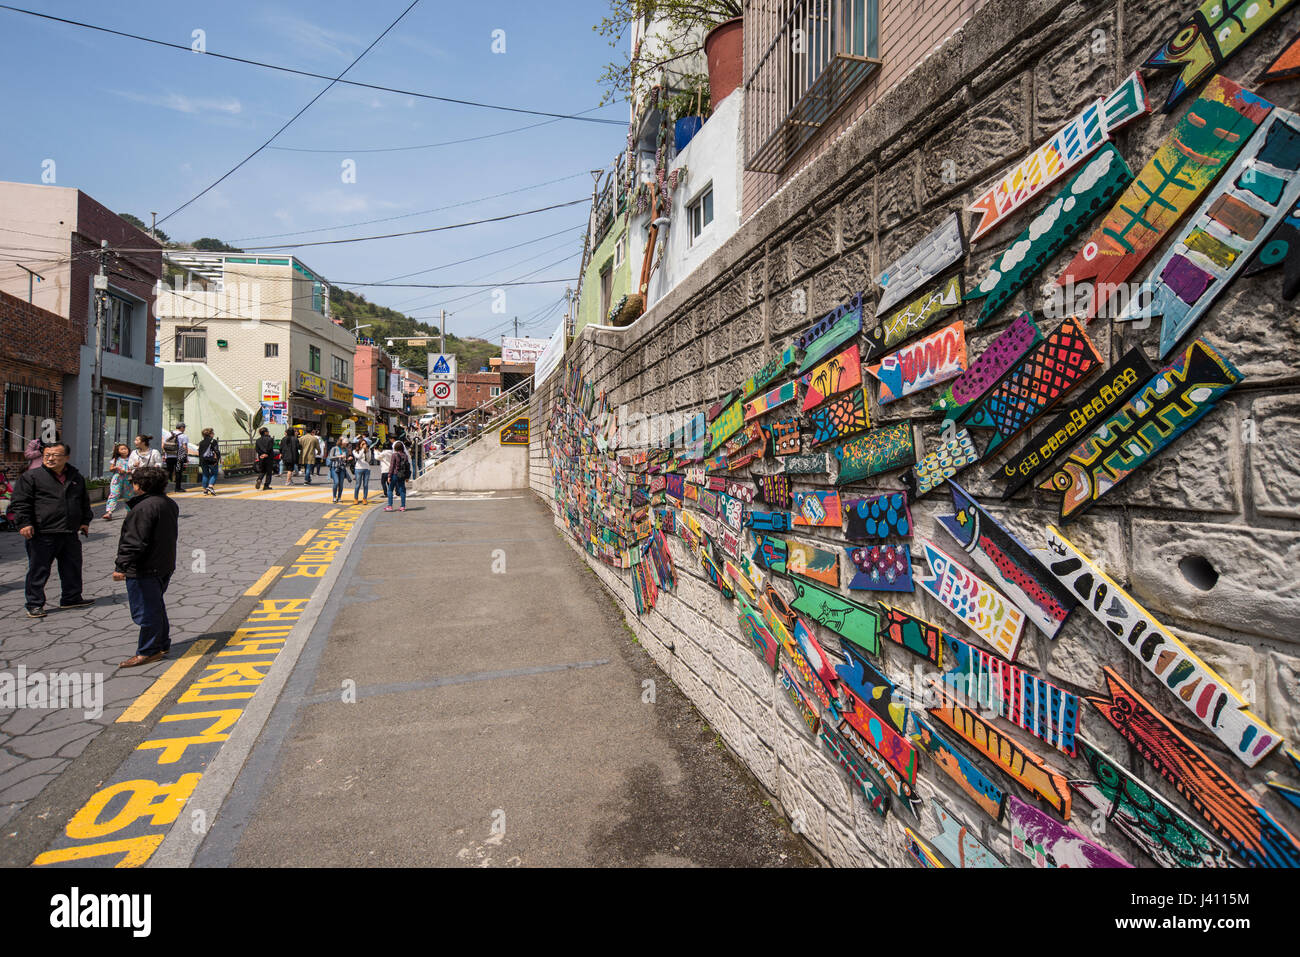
(454, 372, 501, 415)
(353, 341, 400, 436)
(0, 290, 82, 477)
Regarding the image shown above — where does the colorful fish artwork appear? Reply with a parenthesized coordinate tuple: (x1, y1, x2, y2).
(745, 509, 793, 533)
(845, 544, 914, 593)
(833, 422, 916, 485)
(789, 579, 881, 655)
(930, 799, 1005, 868)
(702, 548, 736, 600)
(876, 212, 965, 315)
(1042, 527, 1283, 768)
(839, 686, 920, 786)
(836, 642, 906, 732)
(725, 480, 755, 504)
(1144, 0, 1297, 111)
(707, 396, 744, 453)
(932, 313, 1043, 422)
(792, 489, 843, 528)
(959, 318, 1102, 459)
(1005, 795, 1131, 868)
(780, 664, 821, 736)
(997, 348, 1155, 500)
(877, 602, 946, 665)
(863, 275, 964, 363)
(742, 345, 798, 399)
(1038, 339, 1243, 523)
(768, 417, 802, 456)
(801, 343, 862, 411)
(820, 722, 890, 817)
(966, 145, 1134, 326)
(808, 386, 871, 446)
(968, 71, 1150, 243)
(786, 538, 841, 588)
(1267, 750, 1300, 811)
(792, 616, 840, 694)
(907, 712, 1007, 820)
(918, 541, 1026, 661)
(784, 619, 838, 713)
(903, 428, 978, 500)
(937, 481, 1078, 639)
(1118, 107, 1300, 356)
(1243, 195, 1300, 298)
(1088, 668, 1300, 868)
(1057, 76, 1273, 319)
(1260, 32, 1300, 83)
(752, 534, 788, 574)
(755, 474, 792, 510)
(843, 492, 912, 541)
(735, 592, 779, 670)
(939, 632, 1079, 756)
(797, 293, 865, 372)
(866, 320, 968, 404)
(1070, 738, 1237, 869)
(904, 828, 946, 868)
(719, 492, 744, 531)
(724, 557, 756, 600)
(779, 451, 832, 474)
(743, 380, 799, 421)
(929, 692, 1073, 818)
(837, 718, 923, 816)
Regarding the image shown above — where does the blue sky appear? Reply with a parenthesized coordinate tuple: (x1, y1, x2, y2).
(0, 0, 629, 341)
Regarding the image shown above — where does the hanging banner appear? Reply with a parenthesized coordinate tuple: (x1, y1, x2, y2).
(502, 337, 549, 364)
(534, 317, 566, 387)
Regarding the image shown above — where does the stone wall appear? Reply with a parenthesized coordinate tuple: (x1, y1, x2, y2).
(530, 0, 1300, 868)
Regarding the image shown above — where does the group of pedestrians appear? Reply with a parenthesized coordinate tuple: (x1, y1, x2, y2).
(320, 435, 413, 510)
(11, 438, 180, 669)
(253, 426, 329, 490)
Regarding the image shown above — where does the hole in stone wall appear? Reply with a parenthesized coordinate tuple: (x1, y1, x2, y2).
(1179, 555, 1219, 592)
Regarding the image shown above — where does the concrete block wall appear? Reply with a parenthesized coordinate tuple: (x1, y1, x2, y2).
(531, 0, 1300, 867)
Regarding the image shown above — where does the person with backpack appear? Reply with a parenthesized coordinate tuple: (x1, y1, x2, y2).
(279, 428, 299, 487)
(198, 428, 221, 495)
(327, 438, 350, 504)
(352, 437, 373, 504)
(385, 440, 411, 512)
(162, 423, 187, 493)
(378, 440, 394, 500)
(254, 427, 276, 491)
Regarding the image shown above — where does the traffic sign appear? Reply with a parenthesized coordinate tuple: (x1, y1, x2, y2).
(431, 381, 452, 401)
(427, 353, 458, 408)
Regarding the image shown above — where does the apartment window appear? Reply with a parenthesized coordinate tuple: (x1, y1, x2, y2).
(744, 0, 880, 173)
(5, 385, 53, 452)
(265, 343, 279, 358)
(175, 326, 207, 362)
(490, 386, 501, 398)
(688, 185, 715, 244)
(309, 345, 322, 374)
(377, 367, 388, 392)
(613, 233, 626, 268)
(332, 355, 349, 383)
(599, 263, 613, 322)
(106, 293, 135, 357)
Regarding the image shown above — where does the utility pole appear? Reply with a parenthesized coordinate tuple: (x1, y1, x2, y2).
(150, 212, 158, 241)
(513, 316, 518, 338)
(439, 308, 446, 357)
(16, 264, 44, 303)
(92, 240, 109, 475)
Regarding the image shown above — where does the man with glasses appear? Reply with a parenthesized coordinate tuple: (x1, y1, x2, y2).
(9, 441, 94, 618)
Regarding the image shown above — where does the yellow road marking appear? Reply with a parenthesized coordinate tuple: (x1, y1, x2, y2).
(295, 528, 319, 546)
(115, 639, 217, 724)
(322, 508, 339, 519)
(243, 565, 283, 597)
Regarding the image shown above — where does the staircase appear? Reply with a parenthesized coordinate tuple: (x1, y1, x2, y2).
(417, 377, 533, 477)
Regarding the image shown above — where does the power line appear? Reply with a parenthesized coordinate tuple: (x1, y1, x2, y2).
(270, 116, 590, 153)
(334, 279, 574, 288)
(373, 224, 584, 284)
(156, 0, 424, 227)
(0, 4, 626, 126)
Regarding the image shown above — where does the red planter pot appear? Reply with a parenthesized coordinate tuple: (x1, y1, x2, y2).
(704, 17, 744, 111)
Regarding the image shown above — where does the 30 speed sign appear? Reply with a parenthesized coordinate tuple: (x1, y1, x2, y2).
(431, 381, 452, 401)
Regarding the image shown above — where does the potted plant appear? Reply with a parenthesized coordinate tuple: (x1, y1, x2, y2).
(667, 79, 711, 151)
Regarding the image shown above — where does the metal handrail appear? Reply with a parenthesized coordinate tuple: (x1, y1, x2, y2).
(417, 378, 533, 475)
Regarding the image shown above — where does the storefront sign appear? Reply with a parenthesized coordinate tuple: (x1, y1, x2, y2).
(295, 371, 326, 396)
(331, 382, 353, 404)
(502, 337, 548, 364)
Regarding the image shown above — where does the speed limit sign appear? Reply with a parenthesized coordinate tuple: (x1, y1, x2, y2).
(431, 381, 452, 401)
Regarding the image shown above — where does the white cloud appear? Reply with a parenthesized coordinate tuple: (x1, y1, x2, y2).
(301, 189, 404, 215)
(110, 89, 243, 115)
(258, 12, 360, 61)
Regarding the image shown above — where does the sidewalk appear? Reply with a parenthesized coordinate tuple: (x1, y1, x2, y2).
(193, 491, 813, 867)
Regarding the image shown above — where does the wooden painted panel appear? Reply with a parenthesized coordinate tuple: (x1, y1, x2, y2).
(820, 722, 890, 817)
(779, 664, 820, 736)
(801, 343, 862, 411)
(685, 466, 706, 486)
(845, 544, 914, 593)
(755, 474, 792, 509)
(904, 828, 946, 868)
(808, 386, 871, 446)
(907, 712, 1007, 820)
(792, 616, 840, 695)
(1057, 76, 1272, 318)
(722, 422, 764, 459)
(1267, 749, 1300, 811)
(876, 212, 965, 316)
(763, 585, 796, 633)
(702, 548, 735, 600)
(706, 397, 744, 453)
(866, 319, 968, 404)
(735, 592, 778, 670)
(1260, 32, 1300, 82)
(745, 509, 793, 533)
(707, 391, 738, 423)
(836, 642, 906, 732)
(960, 318, 1103, 459)
(1088, 668, 1300, 868)
(1243, 196, 1300, 298)
(839, 686, 920, 786)
(939, 631, 1079, 756)
(904, 428, 978, 500)
(967, 145, 1134, 326)
(779, 451, 832, 474)
(796, 293, 865, 372)
(742, 345, 798, 399)
(932, 313, 1043, 422)
(792, 489, 843, 528)
(724, 558, 756, 601)
(782, 622, 836, 714)
(837, 718, 923, 817)
(930, 799, 1006, 868)
(919, 541, 1026, 661)
(743, 380, 799, 421)
(1043, 527, 1282, 767)
(968, 71, 1150, 242)
(938, 481, 1079, 640)
(752, 534, 788, 574)
(698, 488, 719, 518)
(929, 692, 1073, 818)
(844, 491, 912, 541)
(1118, 108, 1300, 356)
(725, 480, 755, 503)
(767, 417, 802, 457)
(719, 493, 744, 531)
(787, 538, 841, 588)
(789, 579, 881, 655)
(1005, 795, 1131, 868)
(997, 348, 1154, 500)
(833, 422, 916, 486)
(1071, 738, 1237, 868)
(665, 473, 685, 505)
(1038, 339, 1243, 523)
(864, 275, 963, 363)
(878, 602, 946, 665)
(1144, 0, 1297, 111)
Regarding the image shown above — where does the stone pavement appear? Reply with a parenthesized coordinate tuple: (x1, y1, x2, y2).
(187, 492, 814, 867)
(0, 482, 326, 831)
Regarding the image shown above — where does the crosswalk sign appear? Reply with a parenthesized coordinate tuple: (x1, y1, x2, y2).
(427, 353, 458, 407)
(430, 355, 451, 375)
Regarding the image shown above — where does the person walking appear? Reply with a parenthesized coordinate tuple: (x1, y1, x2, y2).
(127, 434, 163, 478)
(10, 441, 95, 618)
(279, 429, 300, 487)
(254, 427, 276, 491)
(23, 437, 44, 471)
(327, 438, 349, 504)
(385, 440, 412, 512)
(162, 423, 183, 491)
(352, 437, 373, 504)
(378, 441, 394, 500)
(173, 423, 191, 493)
(111, 466, 179, 668)
(198, 428, 221, 495)
(102, 443, 133, 520)
(299, 427, 319, 486)
(316, 431, 329, 478)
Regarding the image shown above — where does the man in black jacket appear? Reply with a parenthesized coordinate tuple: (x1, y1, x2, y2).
(254, 427, 276, 491)
(112, 467, 179, 668)
(10, 441, 94, 618)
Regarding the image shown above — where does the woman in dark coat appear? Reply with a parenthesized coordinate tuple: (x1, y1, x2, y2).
(279, 430, 299, 487)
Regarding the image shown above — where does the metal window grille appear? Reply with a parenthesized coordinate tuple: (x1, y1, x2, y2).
(175, 327, 207, 362)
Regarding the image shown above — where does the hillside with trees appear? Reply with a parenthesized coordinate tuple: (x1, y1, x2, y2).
(329, 287, 499, 373)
